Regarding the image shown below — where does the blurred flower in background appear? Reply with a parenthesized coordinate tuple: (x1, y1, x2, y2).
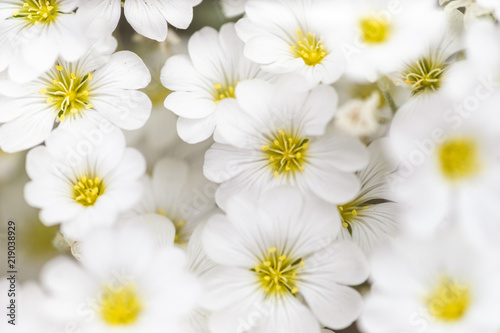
(1, 1, 500, 333)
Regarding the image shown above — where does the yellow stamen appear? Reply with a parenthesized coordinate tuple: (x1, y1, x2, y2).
(291, 30, 327, 66)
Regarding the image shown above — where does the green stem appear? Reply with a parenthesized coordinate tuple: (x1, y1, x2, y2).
(378, 77, 398, 115)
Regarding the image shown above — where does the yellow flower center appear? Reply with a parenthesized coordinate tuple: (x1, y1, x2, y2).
(252, 247, 303, 296)
(157, 209, 187, 246)
(359, 14, 391, 44)
(100, 284, 143, 326)
(73, 176, 104, 207)
(13, 0, 59, 25)
(403, 58, 447, 96)
(291, 30, 327, 66)
(41, 64, 94, 122)
(427, 277, 470, 322)
(338, 204, 361, 235)
(262, 130, 309, 178)
(214, 83, 237, 104)
(438, 138, 480, 181)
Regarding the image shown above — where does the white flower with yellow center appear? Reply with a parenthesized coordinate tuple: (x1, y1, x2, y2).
(128, 157, 218, 247)
(24, 121, 146, 240)
(203, 75, 368, 210)
(201, 187, 369, 332)
(0, 0, 89, 82)
(359, 231, 500, 332)
(38, 223, 201, 333)
(74, 215, 214, 333)
(161, 23, 272, 143)
(337, 138, 399, 257)
(400, 48, 452, 97)
(0, 37, 152, 153)
(390, 94, 500, 243)
(78, 0, 202, 42)
(332, 0, 447, 81)
(235, 0, 347, 86)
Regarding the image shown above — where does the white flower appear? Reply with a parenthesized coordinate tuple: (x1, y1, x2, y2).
(235, 0, 347, 86)
(38, 223, 200, 333)
(332, 0, 447, 82)
(337, 138, 399, 257)
(390, 94, 500, 244)
(333, 78, 397, 140)
(0, 37, 152, 153)
(220, 0, 247, 17)
(24, 121, 146, 240)
(391, 16, 464, 102)
(203, 75, 368, 210)
(128, 157, 218, 246)
(78, 0, 202, 42)
(335, 91, 382, 138)
(359, 230, 500, 332)
(95, 214, 214, 333)
(161, 23, 272, 143)
(0, 0, 89, 82)
(398, 43, 457, 98)
(201, 187, 369, 332)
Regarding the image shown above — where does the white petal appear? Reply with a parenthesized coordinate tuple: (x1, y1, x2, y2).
(309, 133, 369, 172)
(203, 143, 257, 183)
(0, 108, 54, 152)
(160, 54, 209, 91)
(214, 98, 264, 148)
(165, 91, 216, 119)
(244, 34, 294, 65)
(300, 84, 338, 136)
(201, 266, 260, 311)
(264, 297, 322, 333)
(176, 115, 216, 144)
(124, 0, 168, 41)
(188, 26, 227, 80)
(154, 0, 194, 30)
(0, 95, 43, 123)
(202, 214, 258, 268)
(234, 79, 275, 122)
(207, 289, 267, 333)
(302, 162, 361, 204)
(303, 241, 369, 286)
(76, 0, 121, 36)
(300, 282, 364, 329)
(91, 90, 152, 130)
(92, 51, 151, 90)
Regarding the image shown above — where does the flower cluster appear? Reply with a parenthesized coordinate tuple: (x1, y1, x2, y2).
(1, 0, 500, 333)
